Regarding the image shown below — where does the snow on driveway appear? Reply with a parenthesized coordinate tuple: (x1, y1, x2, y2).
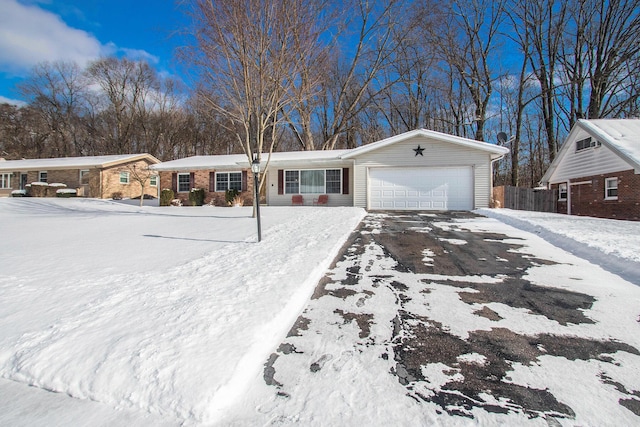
(231, 212, 640, 426)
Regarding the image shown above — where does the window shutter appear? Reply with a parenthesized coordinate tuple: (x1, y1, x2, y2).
(209, 171, 215, 192)
(242, 170, 248, 192)
(278, 169, 284, 195)
(190, 172, 195, 189)
(171, 173, 177, 192)
(342, 168, 349, 195)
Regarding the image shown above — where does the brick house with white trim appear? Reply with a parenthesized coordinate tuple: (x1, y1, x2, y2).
(0, 154, 160, 199)
(152, 129, 508, 210)
(540, 119, 640, 221)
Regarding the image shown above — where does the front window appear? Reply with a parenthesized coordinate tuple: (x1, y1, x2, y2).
(0, 173, 11, 189)
(215, 172, 242, 192)
(39, 171, 48, 183)
(326, 169, 342, 194)
(80, 170, 90, 185)
(177, 173, 191, 192)
(301, 170, 324, 193)
(605, 177, 618, 200)
(558, 183, 567, 201)
(149, 175, 158, 186)
(119, 171, 130, 184)
(285, 170, 299, 194)
(285, 169, 342, 194)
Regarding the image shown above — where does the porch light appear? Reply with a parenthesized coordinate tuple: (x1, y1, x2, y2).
(252, 154, 262, 242)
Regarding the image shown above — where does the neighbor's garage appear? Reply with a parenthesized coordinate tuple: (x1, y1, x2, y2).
(368, 167, 473, 210)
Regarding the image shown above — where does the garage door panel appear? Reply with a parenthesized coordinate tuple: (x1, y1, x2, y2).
(369, 167, 472, 211)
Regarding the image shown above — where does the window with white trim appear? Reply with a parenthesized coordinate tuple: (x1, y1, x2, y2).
(285, 169, 342, 194)
(0, 173, 11, 189)
(80, 170, 90, 185)
(39, 171, 48, 183)
(149, 175, 158, 186)
(119, 171, 130, 184)
(177, 173, 191, 192)
(215, 172, 242, 192)
(605, 177, 618, 200)
(558, 183, 567, 201)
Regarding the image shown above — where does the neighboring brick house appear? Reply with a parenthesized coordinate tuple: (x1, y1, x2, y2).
(540, 119, 640, 221)
(0, 154, 160, 199)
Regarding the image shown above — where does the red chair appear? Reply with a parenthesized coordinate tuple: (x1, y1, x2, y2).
(292, 195, 304, 205)
(313, 194, 328, 206)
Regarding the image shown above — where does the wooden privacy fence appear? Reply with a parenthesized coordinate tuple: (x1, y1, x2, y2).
(493, 186, 557, 212)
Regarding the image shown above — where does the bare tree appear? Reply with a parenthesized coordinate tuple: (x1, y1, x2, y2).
(120, 163, 155, 207)
(561, 0, 640, 123)
(18, 61, 89, 157)
(85, 57, 158, 154)
(426, 0, 506, 142)
(316, 0, 409, 149)
(188, 0, 322, 176)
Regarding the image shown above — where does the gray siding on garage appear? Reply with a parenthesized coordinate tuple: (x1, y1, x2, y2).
(352, 135, 493, 209)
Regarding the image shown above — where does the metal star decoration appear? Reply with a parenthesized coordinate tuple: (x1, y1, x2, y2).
(413, 145, 425, 156)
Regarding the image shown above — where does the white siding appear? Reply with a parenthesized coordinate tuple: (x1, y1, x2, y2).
(549, 129, 631, 183)
(265, 161, 353, 207)
(352, 135, 492, 209)
(369, 167, 473, 210)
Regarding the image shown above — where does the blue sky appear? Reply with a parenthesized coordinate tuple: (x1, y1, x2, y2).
(0, 0, 189, 105)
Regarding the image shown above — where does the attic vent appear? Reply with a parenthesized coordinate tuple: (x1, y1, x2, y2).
(576, 137, 600, 151)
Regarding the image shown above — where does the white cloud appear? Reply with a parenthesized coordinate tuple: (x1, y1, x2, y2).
(120, 48, 160, 65)
(0, 95, 27, 106)
(0, 0, 103, 74)
(0, 0, 159, 77)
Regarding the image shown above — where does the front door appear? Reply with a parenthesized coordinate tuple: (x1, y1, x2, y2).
(20, 173, 27, 190)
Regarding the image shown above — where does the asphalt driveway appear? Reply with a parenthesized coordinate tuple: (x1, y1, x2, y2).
(254, 211, 640, 425)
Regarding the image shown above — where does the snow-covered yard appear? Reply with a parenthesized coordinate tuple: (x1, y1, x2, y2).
(0, 198, 365, 425)
(0, 200, 638, 426)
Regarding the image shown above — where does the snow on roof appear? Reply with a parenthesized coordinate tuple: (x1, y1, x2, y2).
(0, 154, 159, 171)
(579, 119, 640, 171)
(151, 150, 352, 171)
(153, 130, 510, 171)
(341, 128, 509, 159)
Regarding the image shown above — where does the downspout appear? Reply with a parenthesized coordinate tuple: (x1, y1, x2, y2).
(351, 159, 356, 208)
(567, 180, 571, 216)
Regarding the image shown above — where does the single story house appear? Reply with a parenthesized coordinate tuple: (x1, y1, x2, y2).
(0, 154, 160, 199)
(540, 119, 640, 221)
(152, 129, 508, 210)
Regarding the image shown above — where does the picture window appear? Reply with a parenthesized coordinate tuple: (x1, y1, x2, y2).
(284, 169, 342, 194)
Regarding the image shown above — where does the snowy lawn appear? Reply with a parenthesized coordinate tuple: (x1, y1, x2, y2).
(477, 208, 640, 263)
(0, 198, 365, 425)
(1, 200, 639, 426)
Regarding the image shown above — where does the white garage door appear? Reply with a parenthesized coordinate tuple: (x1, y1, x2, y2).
(368, 167, 473, 210)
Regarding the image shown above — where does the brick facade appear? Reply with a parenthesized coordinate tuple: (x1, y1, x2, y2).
(100, 159, 158, 199)
(159, 170, 255, 206)
(0, 158, 158, 199)
(551, 169, 640, 221)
